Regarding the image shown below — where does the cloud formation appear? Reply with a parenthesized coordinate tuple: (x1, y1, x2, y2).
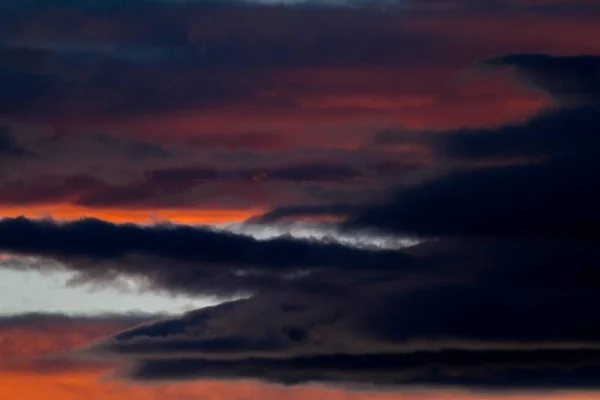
(4, 313, 564, 400)
(56, 53, 600, 390)
(0, 313, 154, 375)
(0, 217, 414, 294)
(4, 0, 597, 220)
(1, 0, 600, 394)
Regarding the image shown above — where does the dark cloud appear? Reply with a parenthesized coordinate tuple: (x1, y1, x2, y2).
(255, 204, 361, 223)
(0, 0, 597, 389)
(0, 154, 390, 209)
(0, 130, 188, 197)
(0, 2, 427, 120)
(4, 0, 592, 124)
(436, 105, 599, 161)
(91, 266, 600, 357)
(349, 129, 600, 240)
(0, 68, 60, 113)
(82, 254, 600, 388)
(348, 156, 600, 239)
(57, 53, 600, 391)
(344, 54, 600, 238)
(0, 126, 31, 158)
(123, 350, 600, 389)
(482, 54, 600, 105)
(373, 55, 600, 158)
(0, 312, 156, 329)
(0, 217, 413, 294)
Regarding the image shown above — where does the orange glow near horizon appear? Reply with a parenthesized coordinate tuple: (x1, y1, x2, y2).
(0, 205, 264, 225)
(1, 370, 599, 400)
(2, 295, 600, 400)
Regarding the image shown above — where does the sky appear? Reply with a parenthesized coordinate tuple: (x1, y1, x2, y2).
(0, 0, 599, 399)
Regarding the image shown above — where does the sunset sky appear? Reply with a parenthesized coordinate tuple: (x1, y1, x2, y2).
(0, 0, 599, 399)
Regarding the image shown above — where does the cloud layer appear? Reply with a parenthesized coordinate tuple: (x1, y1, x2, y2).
(1, 0, 600, 394)
(56, 52, 600, 390)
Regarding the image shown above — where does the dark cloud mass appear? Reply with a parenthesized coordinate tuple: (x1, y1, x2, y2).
(348, 55, 600, 238)
(66, 53, 600, 390)
(124, 350, 600, 389)
(0, 217, 413, 293)
(483, 54, 600, 105)
(0, 0, 600, 393)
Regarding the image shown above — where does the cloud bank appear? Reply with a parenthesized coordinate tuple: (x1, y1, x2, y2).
(66, 53, 600, 390)
(1, 0, 600, 393)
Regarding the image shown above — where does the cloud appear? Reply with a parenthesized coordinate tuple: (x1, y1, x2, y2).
(0, 156, 389, 211)
(372, 55, 600, 159)
(0, 217, 413, 294)
(147, 162, 366, 187)
(0, 126, 31, 158)
(255, 204, 361, 223)
(82, 261, 600, 388)
(9, 316, 577, 400)
(348, 155, 600, 239)
(0, 313, 155, 374)
(52, 53, 600, 391)
(123, 350, 600, 389)
(347, 55, 600, 238)
(265, 54, 600, 238)
(0, 0, 598, 391)
(436, 105, 599, 162)
(482, 54, 600, 105)
(3, 0, 591, 230)
(2, 0, 593, 134)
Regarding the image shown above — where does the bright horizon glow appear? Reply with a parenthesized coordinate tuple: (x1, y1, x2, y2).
(0, 204, 264, 224)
